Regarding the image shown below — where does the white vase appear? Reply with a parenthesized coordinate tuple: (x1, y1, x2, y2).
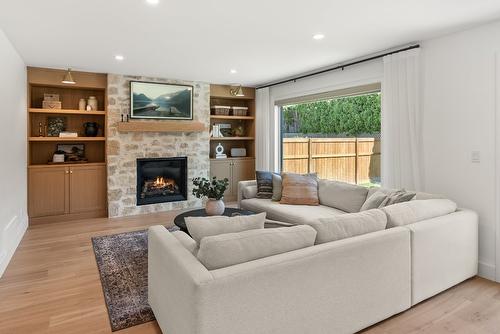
(205, 198, 225, 216)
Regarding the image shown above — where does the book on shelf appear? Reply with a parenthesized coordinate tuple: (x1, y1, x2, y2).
(59, 132, 78, 138)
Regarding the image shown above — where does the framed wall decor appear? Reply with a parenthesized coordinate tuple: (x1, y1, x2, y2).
(130, 81, 193, 120)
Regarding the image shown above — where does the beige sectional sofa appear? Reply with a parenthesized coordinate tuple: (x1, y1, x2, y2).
(148, 179, 478, 334)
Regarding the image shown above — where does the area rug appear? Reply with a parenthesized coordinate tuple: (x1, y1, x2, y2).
(92, 226, 179, 331)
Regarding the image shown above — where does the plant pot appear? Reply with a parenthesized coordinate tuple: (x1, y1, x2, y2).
(205, 198, 225, 216)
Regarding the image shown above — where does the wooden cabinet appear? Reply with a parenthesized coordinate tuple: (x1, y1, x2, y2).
(29, 164, 107, 222)
(210, 158, 255, 202)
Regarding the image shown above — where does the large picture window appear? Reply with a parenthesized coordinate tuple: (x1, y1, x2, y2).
(279, 87, 381, 186)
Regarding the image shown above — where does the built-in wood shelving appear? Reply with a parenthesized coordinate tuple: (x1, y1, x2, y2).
(210, 115, 255, 120)
(29, 136, 106, 142)
(210, 137, 254, 141)
(29, 108, 106, 115)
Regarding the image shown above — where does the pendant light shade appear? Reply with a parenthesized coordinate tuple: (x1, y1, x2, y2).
(230, 85, 244, 97)
(62, 68, 76, 84)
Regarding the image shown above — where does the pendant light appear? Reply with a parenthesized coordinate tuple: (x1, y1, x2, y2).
(62, 68, 76, 84)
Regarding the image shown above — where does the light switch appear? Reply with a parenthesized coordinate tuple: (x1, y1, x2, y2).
(471, 151, 480, 163)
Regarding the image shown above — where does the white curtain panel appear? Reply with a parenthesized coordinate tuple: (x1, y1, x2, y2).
(255, 87, 272, 171)
(381, 48, 423, 190)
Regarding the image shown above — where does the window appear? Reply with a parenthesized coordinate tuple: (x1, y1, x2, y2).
(278, 85, 381, 187)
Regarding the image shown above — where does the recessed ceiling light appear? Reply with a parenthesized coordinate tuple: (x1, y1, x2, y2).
(230, 69, 237, 74)
(146, 0, 159, 5)
(313, 33, 325, 40)
(115, 55, 124, 61)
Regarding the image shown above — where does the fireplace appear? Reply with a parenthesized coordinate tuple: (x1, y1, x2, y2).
(136, 157, 188, 206)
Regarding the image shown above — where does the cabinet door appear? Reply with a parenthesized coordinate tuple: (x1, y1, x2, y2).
(232, 159, 256, 195)
(29, 167, 69, 217)
(210, 160, 233, 199)
(69, 165, 107, 214)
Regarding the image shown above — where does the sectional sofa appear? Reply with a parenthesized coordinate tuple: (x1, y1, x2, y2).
(148, 179, 478, 334)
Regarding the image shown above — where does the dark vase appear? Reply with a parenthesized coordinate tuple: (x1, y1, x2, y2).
(84, 122, 99, 137)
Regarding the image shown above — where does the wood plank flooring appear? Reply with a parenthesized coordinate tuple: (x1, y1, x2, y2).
(0, 209, 499, 334)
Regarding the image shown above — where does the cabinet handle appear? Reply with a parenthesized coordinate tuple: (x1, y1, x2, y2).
(70, 170, 73, 174)
(65, 170, 69, 174)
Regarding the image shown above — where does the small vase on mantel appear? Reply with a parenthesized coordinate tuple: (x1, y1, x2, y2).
(205, 198, 225, 216)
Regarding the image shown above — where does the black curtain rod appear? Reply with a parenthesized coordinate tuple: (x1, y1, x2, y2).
(256, 44, 420, 89)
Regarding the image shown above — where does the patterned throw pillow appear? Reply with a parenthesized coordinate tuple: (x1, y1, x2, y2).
(379, 189, 416, 207)
(280, 173, 319, 206)
(256, 171, 273, 199)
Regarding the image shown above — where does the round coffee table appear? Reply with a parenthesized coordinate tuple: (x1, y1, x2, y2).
(174, 208, 255, 235)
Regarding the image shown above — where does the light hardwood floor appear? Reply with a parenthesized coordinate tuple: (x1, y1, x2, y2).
(0, 210, 499, 334)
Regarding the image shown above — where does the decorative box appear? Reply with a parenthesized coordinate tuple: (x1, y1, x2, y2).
(232, 106, 248, 116)
(43, 101, 62, 109)
(231, 148, 247, 157)
(43, 93, 60, 102)
(211, 105, 231, 115)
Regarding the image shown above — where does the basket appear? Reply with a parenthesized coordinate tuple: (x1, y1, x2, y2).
(232, 106, 248, 116)
(211, 105, 231, 115)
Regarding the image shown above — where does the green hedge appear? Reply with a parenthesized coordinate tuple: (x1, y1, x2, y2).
(282, 93, 381, 136)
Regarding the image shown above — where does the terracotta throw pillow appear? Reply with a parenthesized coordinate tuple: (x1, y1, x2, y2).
(280, 173, 319, 206)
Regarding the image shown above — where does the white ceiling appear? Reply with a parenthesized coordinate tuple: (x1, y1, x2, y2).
(1, 0, 500, 86)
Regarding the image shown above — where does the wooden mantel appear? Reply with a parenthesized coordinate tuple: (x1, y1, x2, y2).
(117, 120, 206, 133)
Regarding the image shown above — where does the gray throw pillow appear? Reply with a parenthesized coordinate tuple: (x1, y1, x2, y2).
(360, 191, 388, 211)
(271, 173, 282, 201)
(256, 171, 273, 199)
(379, 190, 416, 207)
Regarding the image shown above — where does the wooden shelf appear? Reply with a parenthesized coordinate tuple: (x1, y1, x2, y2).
(29, 137, 106, 142)
(117, 121, 206, 133)
(210, 157, 255, 161)
(210, 137, 254, 141)
(210, 115, 254, 120)
(29, 108, 106, 115)
(28, 162, 106, 168)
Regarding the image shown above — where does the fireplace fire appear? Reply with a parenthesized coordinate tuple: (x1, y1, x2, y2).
(136, 157, 187, 206)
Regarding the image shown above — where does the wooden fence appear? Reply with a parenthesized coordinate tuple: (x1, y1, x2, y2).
(282, 137, 381, 184)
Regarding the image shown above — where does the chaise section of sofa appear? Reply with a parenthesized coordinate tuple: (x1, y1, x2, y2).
(148, 225, 411, 334)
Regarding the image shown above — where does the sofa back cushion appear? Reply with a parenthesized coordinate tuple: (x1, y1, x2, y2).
(280, 173, 319, 206)
(308, 209, 387, 244)
(318, 179, 368, 213)
(382, 199, 457, 228)
(185, 212, 266, 243)
(197, 225, 317, 270)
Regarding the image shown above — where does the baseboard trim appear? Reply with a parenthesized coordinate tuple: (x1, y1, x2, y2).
(478, 261, 496, 281)
(0, 214, 28, 278)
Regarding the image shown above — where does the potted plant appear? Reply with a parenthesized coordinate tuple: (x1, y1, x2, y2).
(192, 176, 229, 215)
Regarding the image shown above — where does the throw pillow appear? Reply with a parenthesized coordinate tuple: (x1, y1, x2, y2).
(382, 199, 457, 228)
(379, 189, 416, 207)
(360, 190, 388, 211)
(197, 225, 317, 270)
(171, 231, 198, 255)
(308, 209, 387, 244)
(317, 179, 369, 213)
(280, 173, 319, 206)
(256, 171, 273, 199)
(242, 185, 257, 199)
(271, 173, 282, 201)
(185, 212, 266, 244)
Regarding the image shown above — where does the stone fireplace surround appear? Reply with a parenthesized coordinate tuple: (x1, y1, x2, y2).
(106, 74, 210, 218)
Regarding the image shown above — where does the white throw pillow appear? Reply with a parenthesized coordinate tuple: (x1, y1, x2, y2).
(308, 209, 387, 244)
(171, 231, 198, 255)
(382, 199, 457, 228)
(197, 225, 316, 270)
(243, 185, 258, 199)
(318, 179, 369, 213)
(185, 212, 266, 243)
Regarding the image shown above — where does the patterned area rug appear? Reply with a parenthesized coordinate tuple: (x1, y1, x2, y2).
(92, 226, 179, 331)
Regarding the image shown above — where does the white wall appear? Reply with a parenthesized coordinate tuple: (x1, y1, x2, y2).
(0, 29, 27, 277)
(421, 21, 500, 281)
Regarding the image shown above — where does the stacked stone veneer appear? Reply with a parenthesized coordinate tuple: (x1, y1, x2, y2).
(107, 74, 210, 217)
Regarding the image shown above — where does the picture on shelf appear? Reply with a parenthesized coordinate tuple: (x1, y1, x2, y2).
(57, 144, 86, 162)
(130, 81, 193, 120)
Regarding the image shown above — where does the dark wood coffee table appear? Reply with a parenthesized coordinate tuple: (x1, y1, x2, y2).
(174, 208, 256, 235)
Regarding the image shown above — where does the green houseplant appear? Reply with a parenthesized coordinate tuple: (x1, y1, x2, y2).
(192, 176, 229, 215)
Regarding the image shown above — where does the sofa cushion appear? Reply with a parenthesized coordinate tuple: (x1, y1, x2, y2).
(240, 198, 346, 225)
(280, 173, 319, 205)
(197, 225, 317, 270)
(318, 179, 368, 213)
(271, 173, 282, 201)
(308, 209, 387, 244)
(382, 199, 457, 228)
(256, 171, 273, 199)
(171, 231, 198, 255)
(185, 212, 266, 243)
